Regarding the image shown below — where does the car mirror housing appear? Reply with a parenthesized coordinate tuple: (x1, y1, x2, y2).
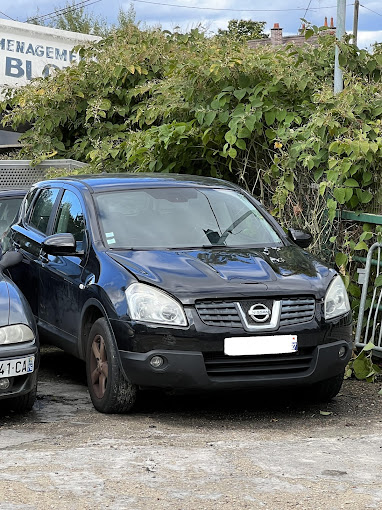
(287, 228, 313, 249)
(42, 233, 77, 256)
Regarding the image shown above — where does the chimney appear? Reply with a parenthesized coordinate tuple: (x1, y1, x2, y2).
(324, 17, 328, 27)
(299, 23, 306, 35)
(270, 23, 283, 46)
(330, 17, 335, 28)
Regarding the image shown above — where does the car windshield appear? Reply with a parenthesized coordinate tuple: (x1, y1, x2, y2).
(95, 187, 282, 249)
(0, 196, 24, 234)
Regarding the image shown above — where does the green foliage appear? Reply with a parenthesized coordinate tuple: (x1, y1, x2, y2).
(345, 342, 381, 382)
(217, 20, 268, 42)
(117, 4, 138, 30)
(1, 26, 382, 302)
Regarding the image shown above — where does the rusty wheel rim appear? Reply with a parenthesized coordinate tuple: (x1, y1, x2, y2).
(90, 334, 109, 399)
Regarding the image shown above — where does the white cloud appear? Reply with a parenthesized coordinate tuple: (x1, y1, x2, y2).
(357, 30, 382, 49)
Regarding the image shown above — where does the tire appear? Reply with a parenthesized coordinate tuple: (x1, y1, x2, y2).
(307, 371, 345, 403)
(9, 384, 37, 413)
(85, 317, 137, 414)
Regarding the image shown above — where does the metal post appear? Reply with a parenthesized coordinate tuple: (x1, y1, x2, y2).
(353, 0, 359, 46)
(334, 0, 346, 94)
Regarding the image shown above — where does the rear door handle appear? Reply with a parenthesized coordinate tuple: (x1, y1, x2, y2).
(79, 274, 95, 290)
(38, 250, 49, 264)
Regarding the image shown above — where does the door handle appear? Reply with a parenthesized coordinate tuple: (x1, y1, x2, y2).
(79, 274, 95, 290)
(38, 249, 49, 264)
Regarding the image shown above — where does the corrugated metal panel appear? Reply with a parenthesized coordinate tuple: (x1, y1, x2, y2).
(0, 159, 86, 189)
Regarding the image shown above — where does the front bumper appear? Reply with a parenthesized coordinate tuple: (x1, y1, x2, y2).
(119, 339, 352, 390)
(0, 343, 39, 401)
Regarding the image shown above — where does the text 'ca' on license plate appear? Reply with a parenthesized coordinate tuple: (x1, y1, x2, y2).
(224, 335, 298, 356)
(0, 356, 35, 378)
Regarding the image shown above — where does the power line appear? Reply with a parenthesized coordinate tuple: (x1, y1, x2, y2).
(0, 10, 16, 21)
(359, 3, 382, 17)
(43, 0, 102, 21)
(28, 0, 98, 22)
(30, 0, 94, 21)
(303, 0, 314, 19)
(130, 0, 344, 12)
(27, 0, 101, 23)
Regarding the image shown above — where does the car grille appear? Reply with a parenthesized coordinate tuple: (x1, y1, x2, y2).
(195, 301, 243, 328)
(204, 349, 315, 378)
(279, 298, 316, 327)
(195, 297, 316, 328)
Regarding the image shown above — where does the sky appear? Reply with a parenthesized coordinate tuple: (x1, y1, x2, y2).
(0, 0, 382, 48)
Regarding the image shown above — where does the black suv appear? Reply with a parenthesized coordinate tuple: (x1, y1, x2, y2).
(7, 174, 352, 413)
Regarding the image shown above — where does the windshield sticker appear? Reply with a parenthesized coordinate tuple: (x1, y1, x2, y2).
(107, 238, 116, 245)
(106, 232, 115, 238)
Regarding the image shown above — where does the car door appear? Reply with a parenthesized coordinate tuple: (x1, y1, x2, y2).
(10, 187, 60, 316)
(38, 188, 90, 346)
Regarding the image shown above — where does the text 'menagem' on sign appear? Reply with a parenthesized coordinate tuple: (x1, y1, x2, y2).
(0, 19, 100, 89)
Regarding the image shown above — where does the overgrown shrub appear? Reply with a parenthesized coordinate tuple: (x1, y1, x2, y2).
(1, 25, 382, 319)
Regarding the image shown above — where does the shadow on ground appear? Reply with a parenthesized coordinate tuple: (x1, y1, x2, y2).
(31, 344, 381, 429)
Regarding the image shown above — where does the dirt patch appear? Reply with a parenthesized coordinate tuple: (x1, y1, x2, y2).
(0, 345, 380, 510)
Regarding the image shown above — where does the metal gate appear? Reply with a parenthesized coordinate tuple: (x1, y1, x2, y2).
(355, 242, 382, 357)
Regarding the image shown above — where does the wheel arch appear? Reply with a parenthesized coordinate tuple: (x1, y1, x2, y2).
(79, 298, 116, 360)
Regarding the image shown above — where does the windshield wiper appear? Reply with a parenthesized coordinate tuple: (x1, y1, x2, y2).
(168, 244, 227, 250)
(217, 210, 252, 244)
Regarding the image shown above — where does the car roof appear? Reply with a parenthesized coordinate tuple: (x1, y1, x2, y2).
(42, 173, 241, 193)
(0, 189, 28, 198)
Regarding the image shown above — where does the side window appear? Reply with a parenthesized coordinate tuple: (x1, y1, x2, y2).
(53, 190, 85, 249)
(29, 188, 60, 234)
(22, 188, 39, 221)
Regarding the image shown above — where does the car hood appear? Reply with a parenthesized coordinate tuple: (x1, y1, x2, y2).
(0, 278, 36, 330)
(107, 246, 333, 304)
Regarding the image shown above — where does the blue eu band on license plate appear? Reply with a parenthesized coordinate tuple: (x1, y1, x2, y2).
(0, 356, 35, 378)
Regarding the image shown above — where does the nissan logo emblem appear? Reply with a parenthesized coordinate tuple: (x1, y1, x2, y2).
(248, 303, 271, 323)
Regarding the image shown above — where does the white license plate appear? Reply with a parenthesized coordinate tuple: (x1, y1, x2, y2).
(0, 356, 35, 378)
(224, 335, 298, 356)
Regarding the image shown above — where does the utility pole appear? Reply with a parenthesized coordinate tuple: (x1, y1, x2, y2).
(334, 0, 346, 94)
(353, 0, 359, 46)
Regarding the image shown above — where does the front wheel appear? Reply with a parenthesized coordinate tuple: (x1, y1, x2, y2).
(86, 318, 137, 414)
(8, 384, 37, 413)
(307, 371, 345, 403)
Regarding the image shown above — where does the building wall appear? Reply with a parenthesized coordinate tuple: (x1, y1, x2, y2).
(248, 23, 335, 49)
(0, 19, 100, 90)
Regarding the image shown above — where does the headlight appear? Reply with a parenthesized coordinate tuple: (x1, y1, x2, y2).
(126, 283, 187, 326)
(324, 275, 351, 320)
(0, 324, 35, 345)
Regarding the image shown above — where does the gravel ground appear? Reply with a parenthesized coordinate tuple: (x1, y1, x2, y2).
(0, 345, 381, 510)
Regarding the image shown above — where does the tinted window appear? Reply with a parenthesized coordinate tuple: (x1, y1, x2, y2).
(95, 187, 281, 249)
(29, 188, 59, 234)
(22, 188, 38, 220)
(0, 197, 23, 233)
(53, 190, 85, 248)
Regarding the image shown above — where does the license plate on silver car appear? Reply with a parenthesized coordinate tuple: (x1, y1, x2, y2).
(224, 335, 298, 356)
(0, 356, 35, 378)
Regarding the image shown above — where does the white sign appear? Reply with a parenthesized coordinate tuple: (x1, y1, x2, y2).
(0, 19, 100, 89)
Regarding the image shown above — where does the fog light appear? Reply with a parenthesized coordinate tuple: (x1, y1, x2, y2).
(339, 346, 347, 358)
(150, 355, 164, 368)
(0, 378, 10, 390)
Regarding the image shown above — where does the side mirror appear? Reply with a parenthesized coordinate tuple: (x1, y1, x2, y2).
(288, 228, 313, 249)
(0, 251, 23, 271)
(42, 233, 77, 256)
